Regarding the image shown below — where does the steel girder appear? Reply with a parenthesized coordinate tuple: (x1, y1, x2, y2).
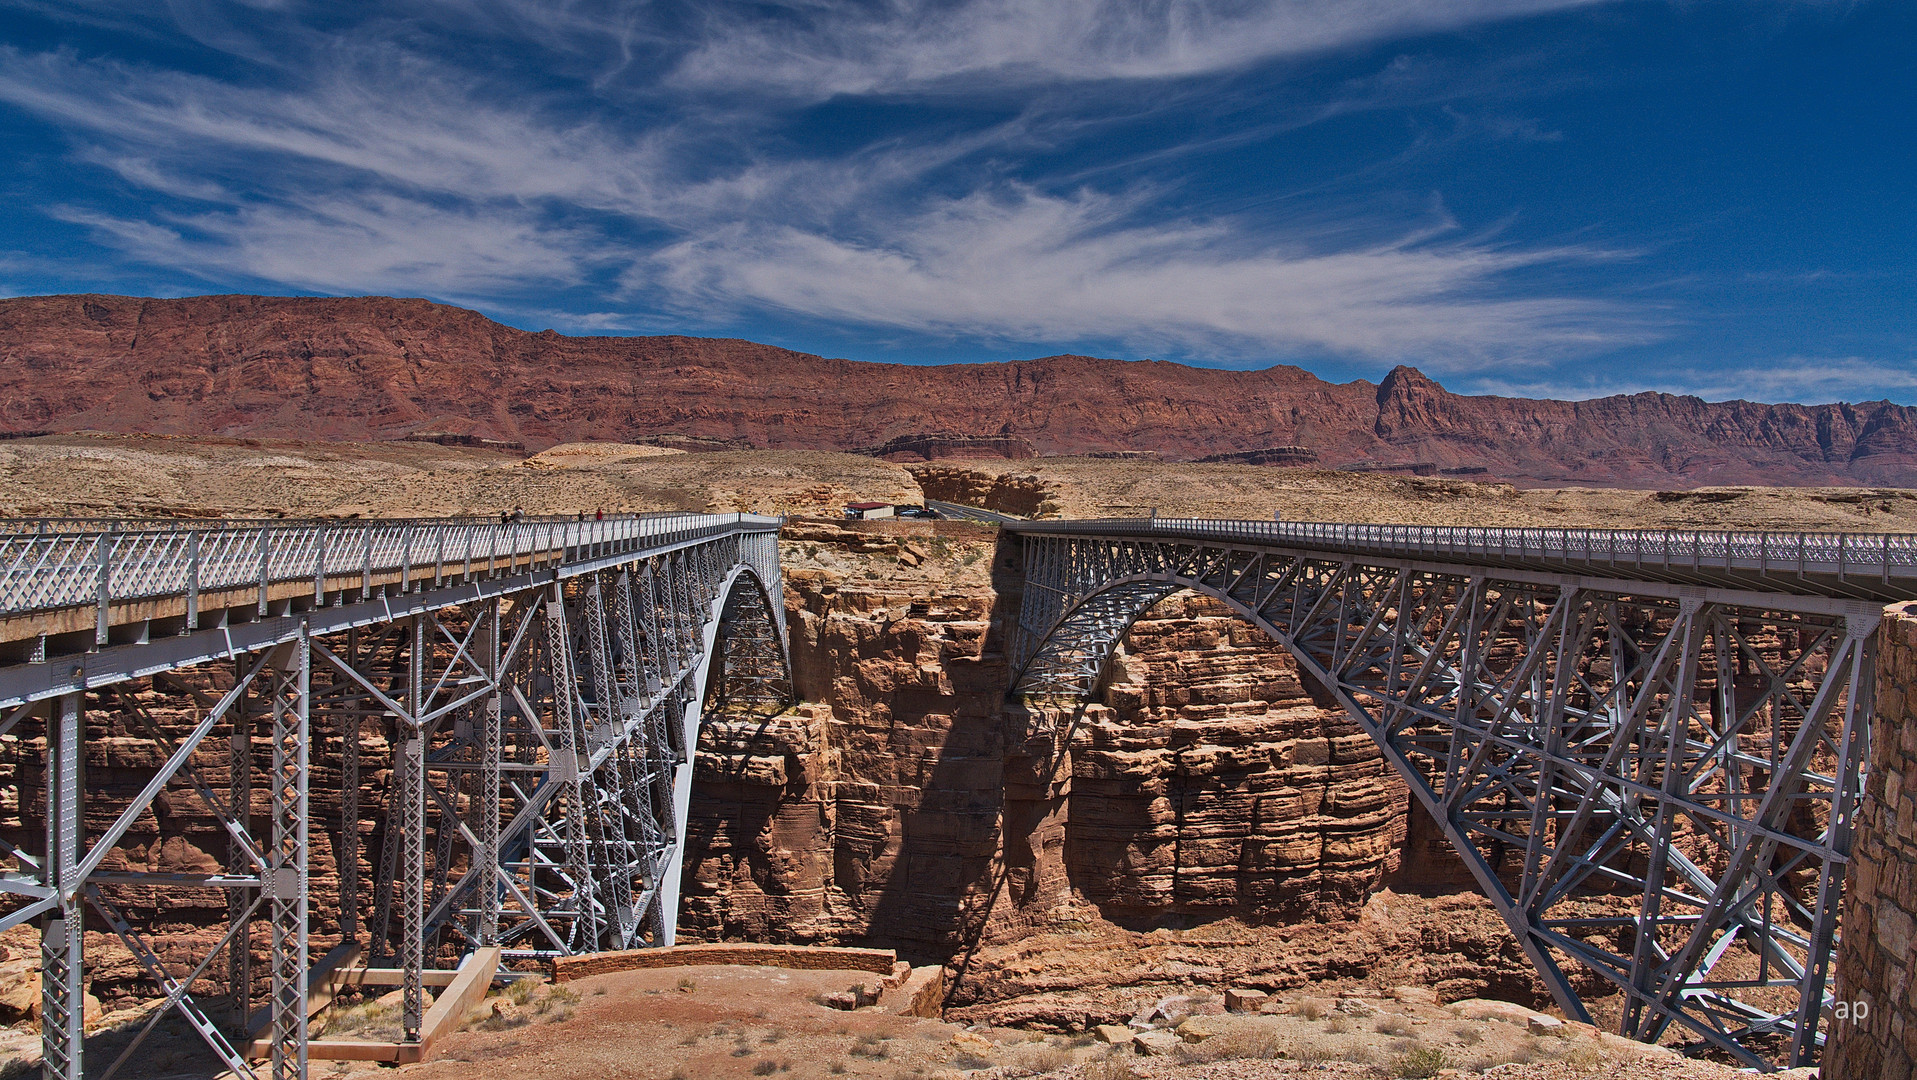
(1008, 531, 1879, 1070)
(0, 527, 791, 1080)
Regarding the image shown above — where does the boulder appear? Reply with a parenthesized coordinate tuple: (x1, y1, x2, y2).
(1527, 1014, 1566, 1036)
(1094, 1024, 1135, 1046)
(949, 1030, 994, 1052)
(1448, 998, 1538, 1027)
(1175, 1016, 1223, 1042)
(1223, 988, 1269, 1013)
(1132, 1029, 1181, 1056)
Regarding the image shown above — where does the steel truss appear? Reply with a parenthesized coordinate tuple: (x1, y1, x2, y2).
(1009, 528, 1883, 1070)
(0, 519, 790, 1079)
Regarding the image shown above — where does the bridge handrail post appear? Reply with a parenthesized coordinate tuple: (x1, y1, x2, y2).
(314, 525, 327, 604)
(93, 529, 112, 646)
(185, 529, 200, 631)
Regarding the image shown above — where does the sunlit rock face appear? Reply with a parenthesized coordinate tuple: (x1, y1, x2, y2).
(1062, 593, 1407, 924)
(677, 523, 1428, 949)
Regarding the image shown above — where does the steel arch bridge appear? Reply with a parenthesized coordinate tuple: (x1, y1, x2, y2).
(0, 512, 792, 1080)
(1007, 517, 1915, 1071)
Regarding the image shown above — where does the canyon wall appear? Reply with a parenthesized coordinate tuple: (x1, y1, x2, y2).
(678, 522, 1462, 957)
(4, 293, 1916, 487)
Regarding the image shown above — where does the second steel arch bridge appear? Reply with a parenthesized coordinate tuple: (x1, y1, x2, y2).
(1006, 516, 1911, 1071)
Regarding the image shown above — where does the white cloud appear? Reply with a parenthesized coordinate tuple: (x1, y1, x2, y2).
(669, 0, 1612, 97)
(51, 195, 601, 298)
(651, 186, 1633, 362)
(1473, 357, 1917, 405)
(0, 2, 1657, 366)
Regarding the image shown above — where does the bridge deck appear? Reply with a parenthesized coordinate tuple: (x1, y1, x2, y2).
(1004, 516, 1917, 602)
(0, 512, 783, 707)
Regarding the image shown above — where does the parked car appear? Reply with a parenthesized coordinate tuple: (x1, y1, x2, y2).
(895, 505, 938, 519)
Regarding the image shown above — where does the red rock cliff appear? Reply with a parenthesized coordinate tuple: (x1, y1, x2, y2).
(3, 294, 1913, 487)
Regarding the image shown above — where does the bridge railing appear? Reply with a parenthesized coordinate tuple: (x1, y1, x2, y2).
(1005, 516, 1917, 588)
(0, 512, 783, 620)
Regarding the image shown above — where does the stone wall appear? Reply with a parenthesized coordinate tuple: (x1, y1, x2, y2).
(1827, 602, 1917, 1079)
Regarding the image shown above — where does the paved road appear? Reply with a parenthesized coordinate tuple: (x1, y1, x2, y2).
(924, 499, 1020, 525)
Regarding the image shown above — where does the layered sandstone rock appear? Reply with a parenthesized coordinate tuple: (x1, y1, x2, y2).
(907, 466, 1057, 518)
(1065, 595, 1406, 923)
(676, 527, 1432, 957)
(4, 294, 1914, 486)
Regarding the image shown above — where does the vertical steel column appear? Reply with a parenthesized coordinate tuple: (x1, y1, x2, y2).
(40, 691, 83, 1080)
(338, 666, 360, 942)
(478, 600, 502, 947)
(267, 632, 311, 1080)
(228, 677, 254, 1025)
(545, 590, 597, 948)
(400, 615, 426, 1041)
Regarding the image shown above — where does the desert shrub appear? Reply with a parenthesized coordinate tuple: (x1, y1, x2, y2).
(1451, 1023, 1482, 1045)
(1174, 1028, 1287, 1064)
(851, 1034, 890, 1060)
(503, 977, 542, 1005)
(950, 1052, 993, 1070)
(1324, 1014, 1352, 1034)
(1294, 998, 1329, 1020)
(676, 975, 697, 992)
(1374, 1014, 1416, 1037)
(1545, 1039, 1604, 1067)
(1018, 1044, 1072, 1071)
(753, 1061, 779, 1076)
(1080, 1055, 1138, 1080)
(321, 999, 399, 1039)
(1388, 1046, 1452, 1078)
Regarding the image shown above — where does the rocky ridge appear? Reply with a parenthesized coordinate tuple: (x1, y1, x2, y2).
(3, 293, 1916, 486)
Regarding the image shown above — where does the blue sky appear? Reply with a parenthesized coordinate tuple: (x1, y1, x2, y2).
(0, 1, 1910, 403)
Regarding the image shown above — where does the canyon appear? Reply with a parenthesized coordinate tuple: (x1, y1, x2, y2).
(4, 293, 1917, 488)
(0, 436, 1901, 1077)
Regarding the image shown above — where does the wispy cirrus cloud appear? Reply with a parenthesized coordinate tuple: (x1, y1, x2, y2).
(651, 186, 1637, 361)
(13, 0, 1846, 385)
(668, 0, 1614, 96)
(1476, 356, 1917, 405)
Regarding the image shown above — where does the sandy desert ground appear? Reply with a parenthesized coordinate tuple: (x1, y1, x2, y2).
(1, 434, 1912, 533)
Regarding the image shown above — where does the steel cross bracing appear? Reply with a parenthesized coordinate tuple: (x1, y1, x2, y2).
(0, 513, 792, 1080)
(1005, 519, 1898, 1071)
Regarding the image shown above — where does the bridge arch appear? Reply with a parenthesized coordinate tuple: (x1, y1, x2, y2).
(1006, 521, 1888, 1071)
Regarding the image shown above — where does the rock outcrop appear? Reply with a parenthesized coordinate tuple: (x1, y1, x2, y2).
(3, 294, 1915, 486)
(1065, 595, 1406, 923)
(907, 466, 1057, 518)
(857, 434, 1038, 462)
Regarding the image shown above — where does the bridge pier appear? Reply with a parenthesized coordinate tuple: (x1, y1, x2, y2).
(1827, 603, 1917, 1079)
